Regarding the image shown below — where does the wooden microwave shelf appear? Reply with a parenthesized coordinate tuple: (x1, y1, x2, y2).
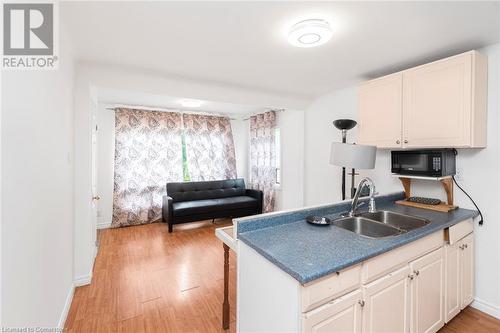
(396, 176, 458, 212)
(395, 199, 457, 212)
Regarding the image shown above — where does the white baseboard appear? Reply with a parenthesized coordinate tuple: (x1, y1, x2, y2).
(74, 273, 92, 286)
(472, 297, 500, 319)
(57, 283, 75, 330)
(96, 221, 111, 229)
(74, 246, 98, 287)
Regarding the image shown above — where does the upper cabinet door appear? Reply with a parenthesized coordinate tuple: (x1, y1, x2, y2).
(358, 73, 403, 148)
(357, 51, 487, 149)
(403, 53, 472, 148)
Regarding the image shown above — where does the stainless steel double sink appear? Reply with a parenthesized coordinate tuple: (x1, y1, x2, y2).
(332, 210, 430, 239)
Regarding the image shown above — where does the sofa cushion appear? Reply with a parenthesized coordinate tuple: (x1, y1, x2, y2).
(167, 179, 246, 202)
(172, 196, 258, 217)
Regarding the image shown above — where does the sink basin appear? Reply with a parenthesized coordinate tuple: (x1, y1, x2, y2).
(359, 210, 430, 231)
(332, 217, 403, 238)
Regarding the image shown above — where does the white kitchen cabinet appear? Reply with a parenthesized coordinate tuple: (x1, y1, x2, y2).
(409, 248, 445, 333)
(238, 220, 474, 333)
(444, 241, 461, 322)
(358, 73, 403, 148)
(303, 289, 363, 333)
(362, 266, 411, 333)
(459, 233, 474, 309)
(444, 230, 474, 323)
(357, 51, 487, 149)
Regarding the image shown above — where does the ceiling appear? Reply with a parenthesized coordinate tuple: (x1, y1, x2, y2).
(63, 1, 500, 100)
(97, 88, 266, 116)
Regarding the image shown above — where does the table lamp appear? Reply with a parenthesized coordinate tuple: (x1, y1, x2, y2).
(330, 142, 377, 199)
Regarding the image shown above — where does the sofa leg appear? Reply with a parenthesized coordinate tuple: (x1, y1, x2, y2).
(212, 218, 215, 224)
(168, 223, 173, 233)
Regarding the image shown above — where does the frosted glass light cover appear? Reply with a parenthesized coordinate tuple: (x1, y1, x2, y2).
(329, 142, 376, 169)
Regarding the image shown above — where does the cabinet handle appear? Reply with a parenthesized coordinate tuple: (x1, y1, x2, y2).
(459, 245, 464, 250)
(358, 300, 365, 307)
(414, 270, 420, 276)
(404, 140, 409, 144)
(464, 244, 468, 249)
(396, 140, 401, 144)
(408, 274, 414, 280)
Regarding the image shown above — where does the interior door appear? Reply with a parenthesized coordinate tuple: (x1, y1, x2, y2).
(91, 101, 99, 245)
(460, 234, 474, 309)
(410, 248, 444, 333)
(403, 53, 472, 148)
(445, 242, 461, 322)
(302, 289, 362, 333)
(363, 266, 411, 333)
(358, 72, 403, 148)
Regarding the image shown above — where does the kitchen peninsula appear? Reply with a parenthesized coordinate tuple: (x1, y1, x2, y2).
(226, 192, 478, 333)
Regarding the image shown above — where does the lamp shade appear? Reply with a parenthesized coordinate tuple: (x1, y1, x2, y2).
(330, 142, 376, 169)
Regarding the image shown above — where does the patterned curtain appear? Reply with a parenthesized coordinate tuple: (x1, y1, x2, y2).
(112, 108, 183, 227)
(250, 111, 277, 212)
(182, 114, 237, 181)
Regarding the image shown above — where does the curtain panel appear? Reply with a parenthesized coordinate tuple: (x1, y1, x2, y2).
(183, 113, 237, 181)
(112, 108, 183, 227)
(250, 111, 277, 213)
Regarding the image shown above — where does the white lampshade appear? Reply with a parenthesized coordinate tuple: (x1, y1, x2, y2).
(330, 142, 377, 169)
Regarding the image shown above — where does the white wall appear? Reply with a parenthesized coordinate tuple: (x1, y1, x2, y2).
(276, 109, 305, 210)
(304, 44, 500, 318)
(304, 86, 359, 205)
(1, 31, 75, 327)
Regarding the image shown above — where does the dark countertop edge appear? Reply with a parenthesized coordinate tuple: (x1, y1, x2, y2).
(238, 209, 478, 285)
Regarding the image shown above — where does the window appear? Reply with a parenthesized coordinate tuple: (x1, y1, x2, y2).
(275, 128, 281, 185)
(181, 131, 191, 181)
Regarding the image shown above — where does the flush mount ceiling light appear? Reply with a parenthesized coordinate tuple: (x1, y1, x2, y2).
(180, 100, 202, 108)
(288, 19, 333, 48)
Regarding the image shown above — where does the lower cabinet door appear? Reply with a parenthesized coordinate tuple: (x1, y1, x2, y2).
(445, 242, 461, 322)
(410, 248, 445, 333)
(362, 266, 411, 333)
(460, 234, 474, 309)
(302, 289, 362, 333)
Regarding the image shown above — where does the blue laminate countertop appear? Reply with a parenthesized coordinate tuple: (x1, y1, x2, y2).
(235, 192, 478, 284)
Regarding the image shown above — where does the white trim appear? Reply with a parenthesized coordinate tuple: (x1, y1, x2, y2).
(74, 274, 92, 287)
(391, 174, 452, 181)
(57, 283, 75, 330)
(96, 221, 112, 229)
(74, 246, 96, 286)
(104, 103, 240, 120)
(471, 297, 500, 319)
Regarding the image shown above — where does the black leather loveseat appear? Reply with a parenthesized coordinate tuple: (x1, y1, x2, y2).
(162, 178, 263, 232)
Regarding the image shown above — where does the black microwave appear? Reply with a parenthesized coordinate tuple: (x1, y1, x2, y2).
(391, 149, 456, 177)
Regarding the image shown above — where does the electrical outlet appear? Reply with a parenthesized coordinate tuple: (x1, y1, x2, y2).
(455, 168, 463, 181)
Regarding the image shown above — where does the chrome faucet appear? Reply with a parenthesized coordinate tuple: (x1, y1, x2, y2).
(348, 177, 377, 216)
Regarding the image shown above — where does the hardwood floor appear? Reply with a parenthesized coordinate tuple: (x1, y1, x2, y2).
(65, 220, 500, 333)
(439, 307, 500, 333)
(65, 220, 236, 333)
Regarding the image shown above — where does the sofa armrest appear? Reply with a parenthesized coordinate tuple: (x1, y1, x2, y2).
(246, 189, 263, 213)
(162, 195, 173, 222)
